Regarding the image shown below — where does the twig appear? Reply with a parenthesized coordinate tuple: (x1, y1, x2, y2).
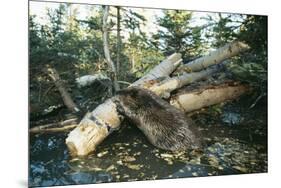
(30, 118, 78, 134)
(117, 80, 131, 85)
(30, 124, 77, 134)
(249, 92, 266, 109)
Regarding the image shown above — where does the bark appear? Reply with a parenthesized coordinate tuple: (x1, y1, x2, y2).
(45, 66, 79, 112)
(170, 82, 250, 112)
(175, 41, 250, 73)
(102, 5, 120, 91)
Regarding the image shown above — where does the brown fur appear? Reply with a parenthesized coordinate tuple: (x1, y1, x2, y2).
(113, 87, 201, 151)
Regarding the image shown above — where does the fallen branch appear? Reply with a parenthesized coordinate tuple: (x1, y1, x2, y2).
(30, 118, 78, 134)
(45, 66, 80, 112)
(148, 65, 219, 98)
(30, 124, 78, 134)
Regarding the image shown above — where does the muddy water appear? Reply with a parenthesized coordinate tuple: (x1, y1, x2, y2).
(29, 100, 267, 187)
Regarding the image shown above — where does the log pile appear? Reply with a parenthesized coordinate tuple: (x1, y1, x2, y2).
(63, 41, 250, 156)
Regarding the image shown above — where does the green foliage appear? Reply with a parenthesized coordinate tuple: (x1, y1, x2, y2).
(119, 8, 164, 79)
(152, 10, 203, 61)
(202, 13, 247, 48)
(123, 9, 147, 32)
(211, 14, 242, 47)
(238, 16, 267, 66)
(29, 4, 99, 110)
(203, 13, 267, 96)
(124, 40, 164, 78)
(231, 15, 267, 95)
(29, 3, 267, 112)
(227, 61, 266, 84)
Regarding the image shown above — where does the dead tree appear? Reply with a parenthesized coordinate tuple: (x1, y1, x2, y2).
(45, 66, 79, 113)
(102, 5, 120, 91)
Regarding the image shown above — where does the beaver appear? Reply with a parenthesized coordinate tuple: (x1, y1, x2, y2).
(113, 86, 201, 151)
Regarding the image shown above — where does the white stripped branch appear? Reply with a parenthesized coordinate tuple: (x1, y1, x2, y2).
(176, 41, 250, 73)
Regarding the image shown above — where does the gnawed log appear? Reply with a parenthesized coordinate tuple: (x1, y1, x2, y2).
(66, 99, 121, 156)
(45, 66, 80, 112)
(175, 41, 250, 73)
(170, 81, 250, 113)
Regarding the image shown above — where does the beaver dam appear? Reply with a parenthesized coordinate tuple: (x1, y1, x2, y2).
(29, 96, 267, 187)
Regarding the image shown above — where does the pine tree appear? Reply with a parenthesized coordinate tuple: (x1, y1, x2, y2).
(153, 10, 203, 61)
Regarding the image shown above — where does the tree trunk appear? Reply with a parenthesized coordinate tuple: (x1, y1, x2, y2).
(170, 81, 250, 112)
(116, 6, 121, 76)
(131, 55, 135, 72)
(102, 5, 120, 91)
(66, 99, 121, 156)
(45, 66, 79, 112)
(175, 41, 250, 73)
(132, 53, 182, 86)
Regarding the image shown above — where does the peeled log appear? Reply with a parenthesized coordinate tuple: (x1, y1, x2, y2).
(65, 99, 121, 156)
(132, 53, 182, 86)
(176, 41, 250, 73)
(170, 82, 250, 113)
(149, 66, 218, 98)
